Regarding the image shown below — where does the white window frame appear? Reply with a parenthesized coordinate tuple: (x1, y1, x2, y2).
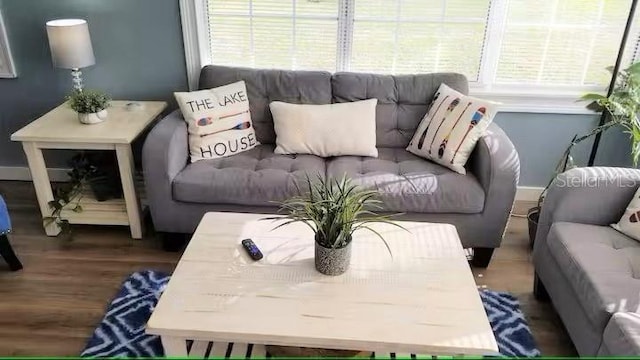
(180, 0, 637, 114)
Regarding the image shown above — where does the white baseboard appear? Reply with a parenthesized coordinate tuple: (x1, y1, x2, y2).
(0, 166, 69, 182)
(515, 186, 544, 202)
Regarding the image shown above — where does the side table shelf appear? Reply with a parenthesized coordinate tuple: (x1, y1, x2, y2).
(59, 174, 147, 226)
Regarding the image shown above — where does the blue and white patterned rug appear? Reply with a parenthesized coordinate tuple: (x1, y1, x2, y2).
(81, 271, 540, 357)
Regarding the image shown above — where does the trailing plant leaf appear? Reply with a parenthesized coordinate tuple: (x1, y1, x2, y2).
(45, 151, 122, 239)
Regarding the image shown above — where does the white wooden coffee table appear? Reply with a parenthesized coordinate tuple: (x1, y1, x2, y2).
(146, 212, 498, 357)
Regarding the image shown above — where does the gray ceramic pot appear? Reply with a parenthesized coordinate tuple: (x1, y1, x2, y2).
(314, 237, 352, 276)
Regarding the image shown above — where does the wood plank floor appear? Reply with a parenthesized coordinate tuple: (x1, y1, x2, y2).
(0, 181, 576, 356)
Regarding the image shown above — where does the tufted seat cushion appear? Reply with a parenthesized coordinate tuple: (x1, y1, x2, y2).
(172, 144, 325, 206)
(326, 148, 485, 213)
(548, 222, 640, 331)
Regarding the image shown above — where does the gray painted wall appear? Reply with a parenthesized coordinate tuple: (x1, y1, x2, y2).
(0, 0, 633, 186)
(495, 112, 633, 187)
(0, 0, 187, 168)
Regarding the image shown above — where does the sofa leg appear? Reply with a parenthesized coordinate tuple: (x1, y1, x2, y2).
(471, 247, 494, 268)
(534, 272, 550, 302)
(158, 232, 190, 252)
(0, 234, 23, 271)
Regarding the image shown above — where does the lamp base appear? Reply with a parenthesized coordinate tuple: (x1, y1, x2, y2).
(71, 68, 84, 91)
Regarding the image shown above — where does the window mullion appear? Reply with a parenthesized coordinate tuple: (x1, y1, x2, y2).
(337, 0, 354, 72)
(535, 0, 560, 84)
(579, 0, 606, 85)
(291, 0, 297, 70)
(476, 0, 508, 89)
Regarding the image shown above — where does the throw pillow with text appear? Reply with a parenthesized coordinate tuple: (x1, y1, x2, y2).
(175, 81, 258, 162)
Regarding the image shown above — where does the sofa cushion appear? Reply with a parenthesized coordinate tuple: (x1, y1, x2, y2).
(331, 72, 468, 148)
(199, 65, 332, 145)
(172, 144, 325, 206)
(600, 312, 640, 355)
(270, 99, 378, 157)
(548, 222, 640, 331)
(326, 147, 485, 213)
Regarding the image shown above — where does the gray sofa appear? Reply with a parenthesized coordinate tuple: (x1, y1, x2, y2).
(143, 65, 520, 266)
(533, 167, 640, 355)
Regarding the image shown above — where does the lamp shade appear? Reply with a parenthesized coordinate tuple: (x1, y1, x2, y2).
(46, 19, 95, 69)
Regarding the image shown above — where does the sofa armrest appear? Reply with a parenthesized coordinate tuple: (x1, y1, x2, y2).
(534, 167, 640, 253)
(467, 122, 520, 247)
(142, 110, 188, 229)
(600, 312, 640, 355)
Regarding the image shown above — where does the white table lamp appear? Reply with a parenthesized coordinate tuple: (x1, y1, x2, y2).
(46, 19, 95, 91)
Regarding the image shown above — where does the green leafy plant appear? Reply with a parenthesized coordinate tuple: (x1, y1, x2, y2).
(43, 153, 113, 237)
(66, 89, 111, 114)
(582, 61, 640, 165)
(265, 175, 404, 255)
(535, 62, 640, 208)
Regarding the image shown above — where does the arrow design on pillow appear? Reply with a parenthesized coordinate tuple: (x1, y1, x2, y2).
(438, 102, 472, 158)
(416, 95, 450, 149)
(630, 211, 640, 223)
(196, 110, 250, 127)
(428, 98, 461, 155)
(199, 121, 251, 137)
(451, 106, 486, 165)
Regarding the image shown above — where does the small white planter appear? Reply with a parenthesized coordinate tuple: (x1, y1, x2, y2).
(78, 109, 108, 125)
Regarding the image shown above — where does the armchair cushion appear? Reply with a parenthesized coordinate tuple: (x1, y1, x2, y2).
(600, 312, 640, 355)
(548, 221, 640, 331)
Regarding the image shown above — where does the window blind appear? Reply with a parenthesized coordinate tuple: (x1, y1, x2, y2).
(349, 0, 491, 80)
(206, 0, 339, 71)
(495, 0, 636, 87)
(204, 0, 638, 91)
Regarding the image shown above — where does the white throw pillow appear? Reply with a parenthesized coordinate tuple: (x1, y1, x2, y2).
(406, 83, 499, 174)
(175, 81, 258, 162)
(269, 99, 378, 158)
(612, 187, 640, 241)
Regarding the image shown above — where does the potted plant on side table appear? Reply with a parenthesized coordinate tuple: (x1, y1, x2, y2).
(66, 89, 111, 125)
(527, 62, 640, 246)
(267, 176, 403, 276)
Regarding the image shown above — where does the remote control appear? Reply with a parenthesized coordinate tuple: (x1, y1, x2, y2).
(241, 238, 263, 260)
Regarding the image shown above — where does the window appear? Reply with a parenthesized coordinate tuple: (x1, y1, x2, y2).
(181, 0, 639, 113)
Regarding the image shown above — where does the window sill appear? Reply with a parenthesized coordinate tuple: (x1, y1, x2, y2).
(469, 90, 601, 115)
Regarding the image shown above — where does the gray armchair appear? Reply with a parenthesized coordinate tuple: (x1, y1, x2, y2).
(533, 166, 640, 355)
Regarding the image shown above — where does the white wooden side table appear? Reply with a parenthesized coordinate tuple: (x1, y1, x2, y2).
(11, 101, 167, 239)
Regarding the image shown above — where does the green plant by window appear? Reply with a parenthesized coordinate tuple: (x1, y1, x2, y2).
(265, 175, 404, 255)
(582, 61, 640, 166)
(535, 62, 640, 208)
(66, 89, 111, 114)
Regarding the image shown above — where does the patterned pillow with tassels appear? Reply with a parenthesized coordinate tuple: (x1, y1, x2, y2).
(612, 187, 640, 240)
(406, 83, 500, 175)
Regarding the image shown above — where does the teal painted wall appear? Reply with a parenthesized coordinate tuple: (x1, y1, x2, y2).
(494, 112, 633, 187)
(0, 0, 633, 186)
(0, 0, 188, 168)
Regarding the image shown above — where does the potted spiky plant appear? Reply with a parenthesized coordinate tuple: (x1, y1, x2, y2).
(267, 176, 403, 276)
